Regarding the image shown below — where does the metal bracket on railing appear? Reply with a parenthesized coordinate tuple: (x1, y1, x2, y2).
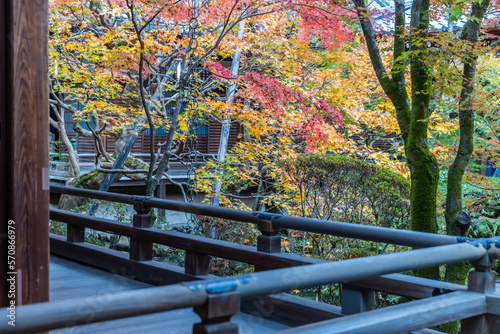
(486, 236, 500, 261)
(183, 276, 251, 295)
(458, 236, 500, 250)
(254, 212, 281, 222)
(205, 276, 251, 294)
(456, 236, 498, 272)
(456, 237, 477, 244)
(131, 195, 151, 203)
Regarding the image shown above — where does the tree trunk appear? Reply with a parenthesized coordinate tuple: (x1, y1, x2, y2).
(146, 86, 185, 196)
(354, 0, 440, 278)
(444, 0, 491, 289)
(56, 110, 81, 177)
(210, 19, 246, 206)
(408, 0, 440, 279)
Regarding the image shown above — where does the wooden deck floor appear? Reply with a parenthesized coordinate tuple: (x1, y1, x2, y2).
(49, 256, 289, 334)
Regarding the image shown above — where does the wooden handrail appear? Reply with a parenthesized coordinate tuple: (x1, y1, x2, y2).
(50, 208, 472, 300)
(46, 185, 500, 334)
(2, 241, 496, 333)
(50, 208, 319, 269)
(50, 185, 458, 248)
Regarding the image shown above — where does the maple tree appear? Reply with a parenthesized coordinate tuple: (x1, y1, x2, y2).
(192, 9, 355, 210)
(48, 0, 352, 198)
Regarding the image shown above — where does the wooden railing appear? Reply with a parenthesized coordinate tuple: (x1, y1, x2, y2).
(2, 185, 498, 333)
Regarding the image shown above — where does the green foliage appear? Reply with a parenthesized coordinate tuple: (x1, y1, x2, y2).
(153, 245, 185, 266)
(278, 154, 412, 303)
(210, 258, 254, 277)
(150, 208, 171, 230)
(196, 216, 258, 247)
(282, 154, 411, 229)
(49, 220, 67, 236)
(78, 199, 132, 249)
(195, 216, 258, 276)
(79, 199, 131, 222)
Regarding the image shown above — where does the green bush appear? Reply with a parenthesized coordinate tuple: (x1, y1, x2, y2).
(280, 154, 411, 305)
(282, 154, 410, 229)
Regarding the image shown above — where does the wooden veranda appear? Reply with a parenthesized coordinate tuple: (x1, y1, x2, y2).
(48, 255, 288, 334)
(1, 184, 500, 333)
(1, 2, 500, 334)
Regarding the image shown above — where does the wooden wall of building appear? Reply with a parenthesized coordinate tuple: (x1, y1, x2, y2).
(72, 122, 241, 163)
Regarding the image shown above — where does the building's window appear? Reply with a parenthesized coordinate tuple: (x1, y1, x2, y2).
(64, 101, 95, 133)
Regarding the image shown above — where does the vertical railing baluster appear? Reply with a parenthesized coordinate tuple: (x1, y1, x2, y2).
(185, 250, 210, 275)
(66, 222, 85, 243)
(460, 255, 498, 334)
(256, 220, 281, 253)
(129, 202, 153, 261)
(255, 220, 281, 272)
(341, 284, 375, 315)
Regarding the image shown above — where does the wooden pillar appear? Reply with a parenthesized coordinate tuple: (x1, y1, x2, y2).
(66, 225, 85, 243)
(0, 0, 50, 308)
(130, 203, 153, 261)
(0, 0, 9, 308)
(256, 220, 281, 253)
(185, 250, 210, 275)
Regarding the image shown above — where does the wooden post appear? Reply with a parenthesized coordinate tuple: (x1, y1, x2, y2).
(341, 284, 375, 315)
(461, 270, 499, 334)
(255, 220, 281, 272)
(185, 250, 210, 275)
(0, 0, 50, 309)
(0, 0, 9, 308)
(130, 203, 153, 261)
(193, 291, 240, 334)
(66, 225, 85, 243)
(256, 220, 281, 253)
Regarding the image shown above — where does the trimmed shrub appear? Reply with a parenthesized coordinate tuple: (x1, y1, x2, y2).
(281, 154, 410, 229)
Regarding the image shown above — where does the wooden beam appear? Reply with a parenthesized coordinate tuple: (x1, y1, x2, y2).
(0, 0, 49, 307)
(0, 0, 9, 308)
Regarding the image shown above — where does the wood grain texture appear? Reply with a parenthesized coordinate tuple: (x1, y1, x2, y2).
(8, 0, 49, 305)
(130, 213, 153, 261)
(0, 0, 8, 307)
(185, 250, 210, 275)
(49, 255, 288, 334)
(50, 234, 201, 286)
